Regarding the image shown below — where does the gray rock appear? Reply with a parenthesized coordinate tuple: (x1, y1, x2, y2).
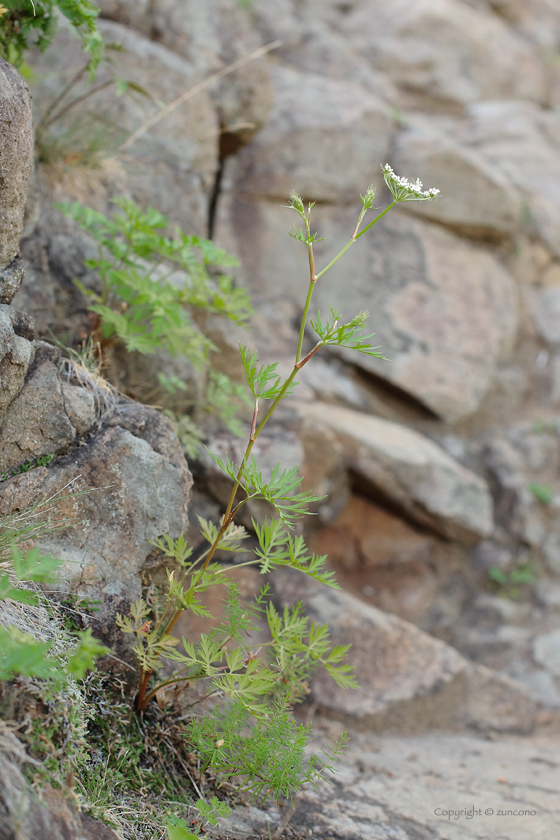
(533, 286, 560, 344)
(451, 101, 560, 260)
(482, 439, 545, 547)
(296, 402, 494, 542)
(393, 122, 522, 239)
(273, 571, 536, 733)
(60, 382, 97, 436)
(228, 63, 392, 202)
(0, 60, 33, 270)
(149, 0, 274, 147)
(543, 532, 560, 574)
(0, 305, 34, 424)
(8, 308, 34, 341)
(339, 0, 546, 110)
(533, 628, 560, 676)
(0, 342, 76, 473)
(0, 256, 26, 304)
(0, 403, 192, 664)
(216, 206, 518, 423)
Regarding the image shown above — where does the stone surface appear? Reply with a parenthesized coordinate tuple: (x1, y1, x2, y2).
(296, 401, 494, 542)
(0, 60, 33, 270)
(0, 256, 26, 304)
(393, 121, 522, 238)
(216, 206, 519, 423)
(533, 286, 560, 344)
(30, 19, 219, 234)
(0, 342, 77, 473)
(229, 64, 393, 202)
(0, 304, 35, 426)
(311, 494, 433, 571)
(339, 0, 546, 110)
(61, 381, 97, 436)
(533, 628, 560, 676)
(0, 401, 192, 661)
(150, 0, 274, 147)
(451, 101, 560, 259)
(481, 439, 545, 547)
(216, 724, 560, 838)
(272, 570, 536, 733)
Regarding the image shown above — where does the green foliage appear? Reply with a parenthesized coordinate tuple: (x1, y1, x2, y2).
(116, 173, 438, 805)
(310, 306, 386, 357)
(0, 0, 103, 79)
(0, 452, 54, 483)
(487, 563, 536, 600)
(188, 701, 348, 804)
(528, 482, 553, 504)
(58, 197, 253, 447)
(0, 546, 108, 683)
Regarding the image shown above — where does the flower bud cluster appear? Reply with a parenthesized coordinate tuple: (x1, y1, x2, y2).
(382, 164, 440, 202)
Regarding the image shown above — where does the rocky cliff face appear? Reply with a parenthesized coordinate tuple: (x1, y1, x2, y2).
(8, 0, 560, 743)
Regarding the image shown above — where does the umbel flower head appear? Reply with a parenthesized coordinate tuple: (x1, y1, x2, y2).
(382, 164, 440, 202)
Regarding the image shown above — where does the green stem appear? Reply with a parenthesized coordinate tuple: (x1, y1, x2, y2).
(354, 201, 397, 239)
(315, 238, 355, 281)
(314, 201, 398, 280)
(296, 280, 315, 365)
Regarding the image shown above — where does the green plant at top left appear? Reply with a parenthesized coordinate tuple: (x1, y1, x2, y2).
(0, 0, 103, 78)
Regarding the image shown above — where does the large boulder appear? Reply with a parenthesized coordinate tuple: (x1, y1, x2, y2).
(450, 101, 560, 260)
(227, 64, 393, 202)
(296, 401, 494, 542)
(392, 121, 522, 239)
(338, 0, 546, 110)
(273, 570, 537, 733)
(29, 18, 219, 234)
(217, 202, 519, 423)
(0, 354, 192, 647)
(0, 305, 34, 426)
(0, 60, 33, 270)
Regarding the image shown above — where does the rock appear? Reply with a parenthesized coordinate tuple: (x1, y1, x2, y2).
(295, 401, 494, 543)
(61, 382, 97, 436)
(0, 398, 192, 660)
(392, 122, 522, 239)
(0, 60, 34, 270)
(0, 342, 77, 473)
(216, 206, 518, 423)
(481, 439, 545, 547)
(311, 494, 433, 572)
(272, 571, 536, 733)
(30, 19, 219, 234)
(339, 0, 546, 110)
(533, 286, 560, 344)
(37, 407, 191, 603)
(97, 0, 152, 31)
(533, 628, 560, 676)
(149, 0, 274, 147)
(543, 532, 560, 574)
(451, 101, 560, 259)
(228, 64, 392, 203)
(0, 304, 35, 425)
(0, 256, 26, 304)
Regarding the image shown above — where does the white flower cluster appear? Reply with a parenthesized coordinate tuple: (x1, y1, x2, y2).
(382, 164, 440, 202)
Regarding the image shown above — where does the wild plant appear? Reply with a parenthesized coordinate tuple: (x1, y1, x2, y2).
(59, 198, 253, 451)
(116, 166, 440, 804)
(0, 0, 102, 77)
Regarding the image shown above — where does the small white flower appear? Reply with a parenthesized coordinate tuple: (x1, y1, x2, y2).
(382, 164, 440, 202)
